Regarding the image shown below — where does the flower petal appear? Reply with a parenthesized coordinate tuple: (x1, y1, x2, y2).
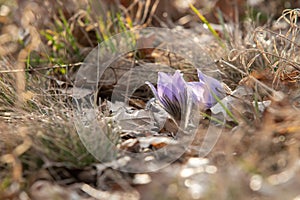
(197, 69, 225, 107)
(157, 72, 173, 98)
(157, 70, 186, 103)
(145, 81, 159, 100)
(146, 81, 178, 114)
(149, 70, 188, 120)
(186, 82, 205, 103)
(197, 70, 224, 94)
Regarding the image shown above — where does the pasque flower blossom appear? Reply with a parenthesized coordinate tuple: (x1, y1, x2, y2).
(146, 70, 225, 120)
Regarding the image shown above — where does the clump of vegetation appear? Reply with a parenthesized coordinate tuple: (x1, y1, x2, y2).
(0, 0, 299, 199)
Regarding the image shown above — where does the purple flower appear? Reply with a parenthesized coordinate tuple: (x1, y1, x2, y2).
(146, 70, 225, 120)
(189, 70, 225, 108)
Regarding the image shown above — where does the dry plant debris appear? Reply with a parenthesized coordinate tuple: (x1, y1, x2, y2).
(0, 1, 300, 199)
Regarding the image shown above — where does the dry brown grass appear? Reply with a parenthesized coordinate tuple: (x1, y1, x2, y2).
(0, 1, 300, 199)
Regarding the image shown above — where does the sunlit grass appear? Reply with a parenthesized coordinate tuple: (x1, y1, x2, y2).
(190, 3, 225, 48)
